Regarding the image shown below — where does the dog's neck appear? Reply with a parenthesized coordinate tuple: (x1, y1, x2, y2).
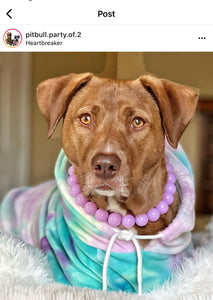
(115, 157, 168, 217)
(118, 156, 178, 238)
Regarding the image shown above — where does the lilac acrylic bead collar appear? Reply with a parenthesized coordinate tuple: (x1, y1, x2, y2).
(67, 157, 176, 229)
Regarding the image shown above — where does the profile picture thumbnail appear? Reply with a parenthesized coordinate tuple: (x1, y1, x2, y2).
(3, 29, 22, 48)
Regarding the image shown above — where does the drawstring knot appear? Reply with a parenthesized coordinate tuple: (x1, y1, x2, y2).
(103, 229, 162, 296)
(115, 229, 135, 241)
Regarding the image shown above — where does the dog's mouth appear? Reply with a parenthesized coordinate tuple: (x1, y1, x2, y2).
(92, 184, 129, 202)
(93, 184, 116, 197)
(96, 184, 113, 191)
(82, 172, 131, 201)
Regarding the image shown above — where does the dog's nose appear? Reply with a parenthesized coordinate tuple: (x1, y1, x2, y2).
(92, 154, 121, 179)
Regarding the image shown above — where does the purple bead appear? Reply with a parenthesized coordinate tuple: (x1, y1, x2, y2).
(70, 183, 81, 196)
(166, 163, 174, 173)
(163, 192, 174, 205)
(68, 166, 75, 175)
(135, 214, 148, 227)
(108, 213, 122, 227)
(122, 214, 135, 228)
(165, 182, 176, 194)
(95, 209, 109, 222)
(67, 175, 78, 186)
(156, 201, 169, 214)
(84, 202, 97, 215)
(76, 193, 88, 207)
(147, 208, 160, 222)
(167, 172, 176, 184)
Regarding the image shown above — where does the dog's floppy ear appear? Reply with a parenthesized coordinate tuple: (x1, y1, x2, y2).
(37, 72, 93, 138)
(140, 75, 198, 148)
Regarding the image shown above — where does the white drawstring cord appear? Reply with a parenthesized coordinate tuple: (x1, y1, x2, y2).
(103, 229, 163, 296)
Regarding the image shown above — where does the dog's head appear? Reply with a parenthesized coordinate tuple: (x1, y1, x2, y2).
(37, 73, 198, 214)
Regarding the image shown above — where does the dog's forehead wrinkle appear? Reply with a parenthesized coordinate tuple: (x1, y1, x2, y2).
(95, 82, 138, 104)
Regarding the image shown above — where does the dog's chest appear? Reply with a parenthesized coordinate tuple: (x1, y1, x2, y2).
(106, 197, 126, 216)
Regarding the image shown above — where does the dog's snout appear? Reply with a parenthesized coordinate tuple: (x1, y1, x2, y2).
(92, 154, 121, 179)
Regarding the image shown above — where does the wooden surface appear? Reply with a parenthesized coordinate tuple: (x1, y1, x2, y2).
(198, 100, 213, 111)
(197, 100, 213, 213)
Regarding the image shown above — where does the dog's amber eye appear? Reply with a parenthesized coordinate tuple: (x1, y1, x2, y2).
(131, 117, 144, 129)
(80, 113, 92, 125)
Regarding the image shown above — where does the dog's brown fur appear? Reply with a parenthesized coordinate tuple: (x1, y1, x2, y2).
(5, 32, 12, 46)
(37, 73, 198, 237)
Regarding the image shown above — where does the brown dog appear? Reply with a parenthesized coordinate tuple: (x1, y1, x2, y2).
(37, 73, 198, 237)
(5, 32, 12, 46)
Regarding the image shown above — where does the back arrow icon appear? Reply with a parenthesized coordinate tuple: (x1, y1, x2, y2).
(6, 9, 12, 19)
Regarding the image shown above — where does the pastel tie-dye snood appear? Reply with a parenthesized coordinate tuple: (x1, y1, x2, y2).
(0, 140, 195, 293)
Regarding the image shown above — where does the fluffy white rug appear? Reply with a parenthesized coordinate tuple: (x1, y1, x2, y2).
(1, 218, 213, 300)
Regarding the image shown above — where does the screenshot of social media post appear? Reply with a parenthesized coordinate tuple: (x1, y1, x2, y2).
(0, 0, 213, 299)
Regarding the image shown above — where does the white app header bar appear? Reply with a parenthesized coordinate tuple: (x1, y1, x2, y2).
(1, 0, 213, 25)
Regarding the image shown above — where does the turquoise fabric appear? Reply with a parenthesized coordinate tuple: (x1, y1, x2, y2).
(40, 194, 179, 292)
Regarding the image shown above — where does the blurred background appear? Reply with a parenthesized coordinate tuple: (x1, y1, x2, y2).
(0, 52, 212, 229)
